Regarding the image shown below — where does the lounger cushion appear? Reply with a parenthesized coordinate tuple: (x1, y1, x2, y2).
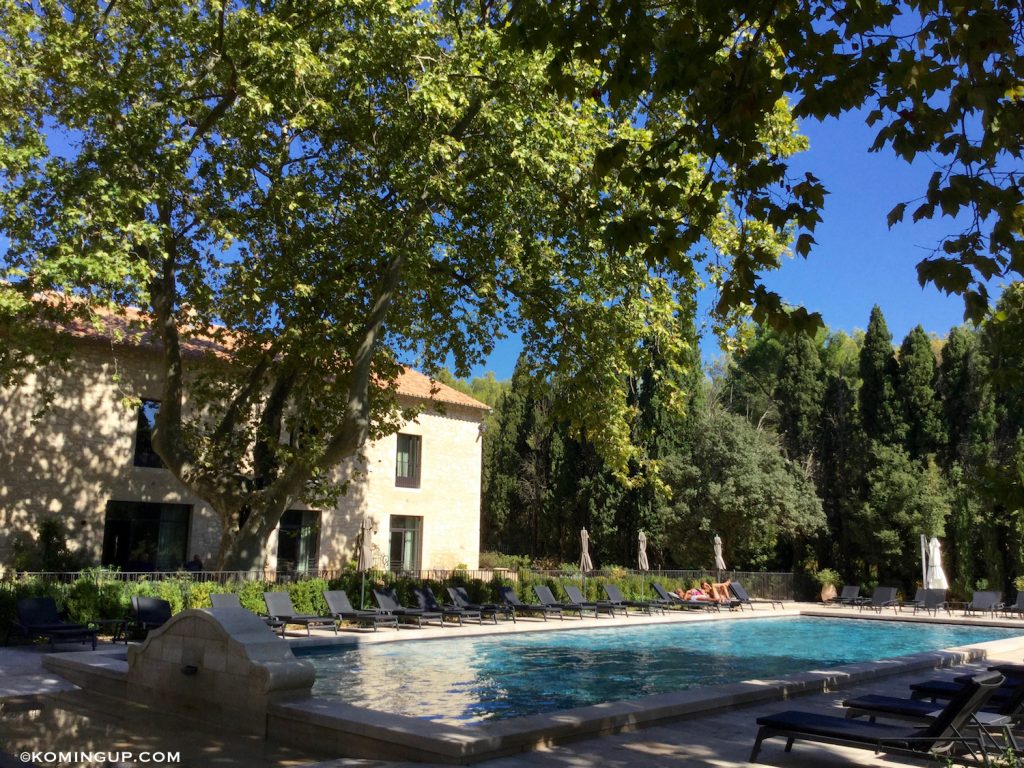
(756, 710, 921, 744)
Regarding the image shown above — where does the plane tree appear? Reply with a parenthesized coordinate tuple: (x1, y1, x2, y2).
(509, 0, 1024, 321)
(0, 0, 806, 568)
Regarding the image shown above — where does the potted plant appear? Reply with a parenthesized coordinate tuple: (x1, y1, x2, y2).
(814, 568, 842, 602)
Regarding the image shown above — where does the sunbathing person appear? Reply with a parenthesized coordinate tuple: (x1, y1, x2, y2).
(674, 586, 714, 601)
(706, 580, 733, 602)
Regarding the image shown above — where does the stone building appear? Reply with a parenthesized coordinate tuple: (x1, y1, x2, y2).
(0, 311, 488, 575)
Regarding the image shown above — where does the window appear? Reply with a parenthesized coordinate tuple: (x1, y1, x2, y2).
(102, 501, 191, 571)
(389, 515, 422, 572)
(276, 509, 321, 576)
(395, 433, 421, 488)
(133, 399, 164, 468)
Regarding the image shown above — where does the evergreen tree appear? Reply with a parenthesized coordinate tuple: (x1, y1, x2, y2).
(859, 306, 906, 446)
(775, 332, 824, 462)
(979, 284, 1024, 590)
(480, 359, 542, 553)
(850, 444, 950, 587)
(897, 326, 946, 459)
(938, 326, 995, 470)
(661, 393, 825, 570)
(815, 371, 864, 575)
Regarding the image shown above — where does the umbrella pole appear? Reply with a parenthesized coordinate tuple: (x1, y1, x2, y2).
(360, 571, 366, 610)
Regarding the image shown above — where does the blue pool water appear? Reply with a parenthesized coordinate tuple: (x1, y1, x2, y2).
(295, 617, 1021, 724)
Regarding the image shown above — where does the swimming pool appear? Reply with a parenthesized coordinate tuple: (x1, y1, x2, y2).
(295, 617, 1021, 724)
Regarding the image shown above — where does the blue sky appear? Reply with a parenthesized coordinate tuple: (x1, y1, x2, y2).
(469, 108, 996, 380)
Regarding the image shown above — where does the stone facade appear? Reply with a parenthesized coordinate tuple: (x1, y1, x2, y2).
(0, 334, 487, 574)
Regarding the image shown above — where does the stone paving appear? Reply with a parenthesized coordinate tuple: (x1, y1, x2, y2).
(1, 605, 1023, 768)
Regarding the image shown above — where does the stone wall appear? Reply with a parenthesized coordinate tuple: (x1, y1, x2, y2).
(0, 338, 484, 572)
(126, 607, 315, 735)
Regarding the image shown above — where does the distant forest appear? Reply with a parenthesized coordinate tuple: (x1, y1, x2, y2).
(441, 283, 1024, 599)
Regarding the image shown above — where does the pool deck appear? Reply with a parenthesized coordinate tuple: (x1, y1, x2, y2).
(3, 603, 1024, 767)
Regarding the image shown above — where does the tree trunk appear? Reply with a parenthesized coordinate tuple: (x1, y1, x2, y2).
(215, 504, 285, 571)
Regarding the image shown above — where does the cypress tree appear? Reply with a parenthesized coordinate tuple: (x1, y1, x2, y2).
(859, 306, 906, 446)
(816, 371, 864, 575)
(775, 332, 824, 462)
(897, 325, 946, 459)
(937, 326, 995, 470)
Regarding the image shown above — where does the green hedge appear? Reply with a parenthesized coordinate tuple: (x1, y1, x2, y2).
(0, 571, 700, 633)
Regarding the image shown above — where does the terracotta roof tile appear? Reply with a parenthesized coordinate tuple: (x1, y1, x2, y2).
(395, 368, 490, 411)
(48, 299, 489, 411)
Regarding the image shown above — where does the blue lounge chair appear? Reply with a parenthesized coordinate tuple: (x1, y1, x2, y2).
(262, 592, 337, 635)
(750, 671, 1004, 763)
(325, 589, 399, 631)
(12, 597, 97, 650)
(498, 585, 563, 621)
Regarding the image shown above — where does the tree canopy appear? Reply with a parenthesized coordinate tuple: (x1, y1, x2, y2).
(509, 0, 1023, 321)
(0, 0, 806, 568)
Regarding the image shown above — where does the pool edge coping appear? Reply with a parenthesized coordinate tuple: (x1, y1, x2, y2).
(39, 610, 1024, 765)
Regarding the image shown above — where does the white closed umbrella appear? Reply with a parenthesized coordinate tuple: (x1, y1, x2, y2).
(714, 534, 726, 572)
(358, 517, 376, 608)
(925, 536, 949, 590)
(921, 534, 929, 588)
(637, 530, 649, 571)
(580, 528, 594, 573)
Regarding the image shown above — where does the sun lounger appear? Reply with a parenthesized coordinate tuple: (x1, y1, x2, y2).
(447, 586, 508, 623)
(855, 586, 899, 613)
(912, 588, 949, 616)
(262, 592, 337, 636)
(210, 592, 285, 635)
(650, 582, 720, 612)
(12, 597, 97, 650)
(1002, 592, 1024, 619)
(565, 584, 628, 617)
(830, 585, 861, 606)
(129, 596, 173, 637)
(910, 669, 1024, 707)
(422, 586, 493, 624)
(603, 583, 664, 615)
(729, 581, 780, 610)
(964, 590, 1004, 617)
(324, 589, 400, 631)
(414, 586, 481, 625)
(845, 675, 1024, 724)
(372, 587, 445, 627)
(563, 584, 627, 618)
(533, 584, 588, 618)
(498, 585, 563, 621)
(750, 671, 1004, 763)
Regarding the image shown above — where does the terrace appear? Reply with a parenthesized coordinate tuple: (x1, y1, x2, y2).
(3, 601, 1024, 767)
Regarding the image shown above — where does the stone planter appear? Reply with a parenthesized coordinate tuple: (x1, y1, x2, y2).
(819, 584, 837, 602)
